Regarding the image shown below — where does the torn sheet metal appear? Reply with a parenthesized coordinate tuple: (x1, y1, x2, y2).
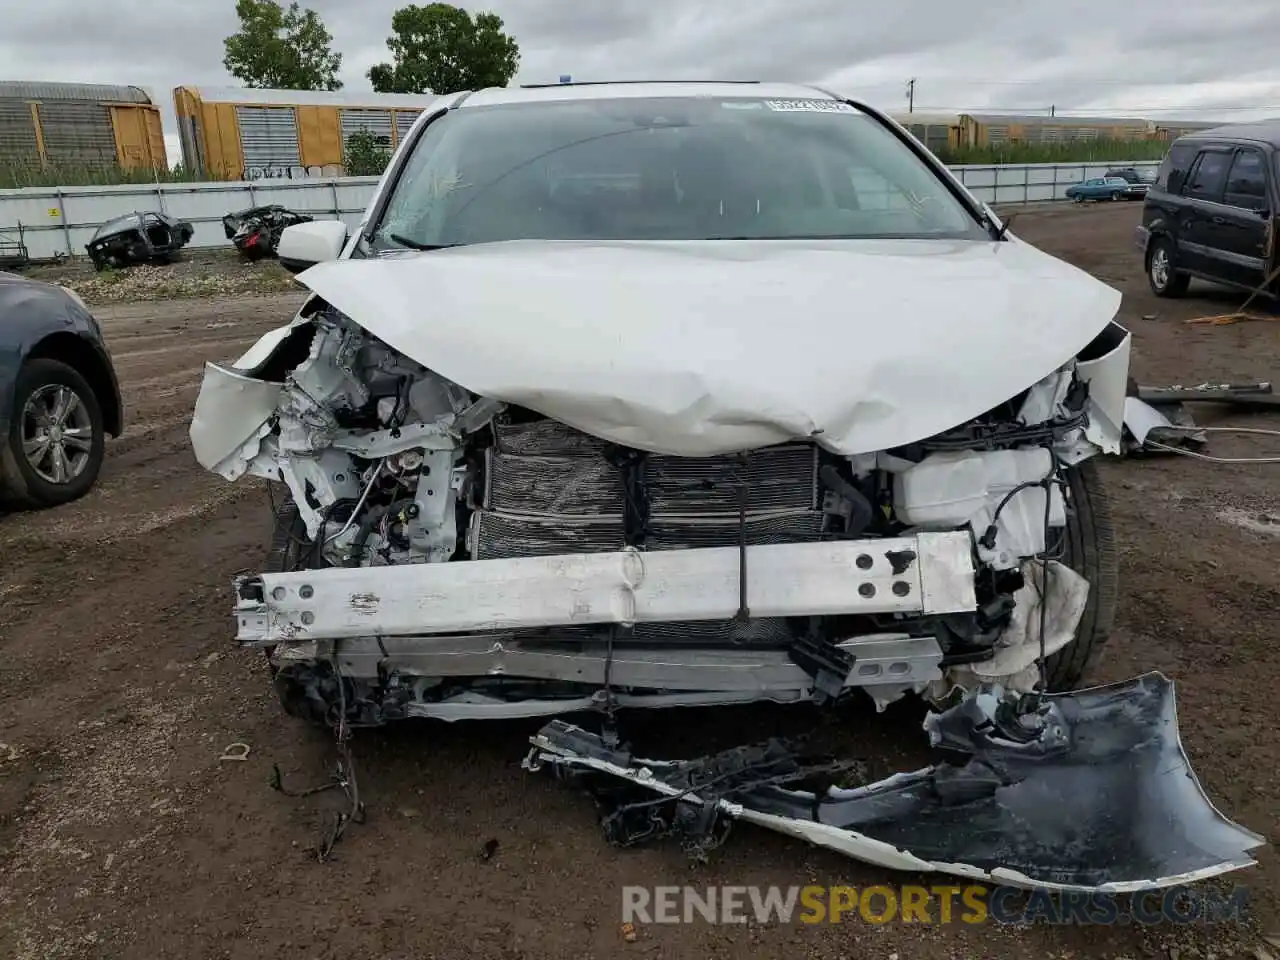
(524, 673, 1264, 892)
(296, 237, 1122, 457)
(1075, 324, 1131, 454)
(189, 363, 284, 479)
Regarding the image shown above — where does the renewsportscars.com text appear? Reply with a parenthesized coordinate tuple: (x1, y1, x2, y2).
(621, 884, 1250, 926)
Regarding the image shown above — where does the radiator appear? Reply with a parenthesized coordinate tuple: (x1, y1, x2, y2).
(473, 416, 825, 645)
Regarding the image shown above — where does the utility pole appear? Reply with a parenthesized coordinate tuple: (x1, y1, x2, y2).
(905, 78, 916, 113)
(1050, 104, 1056, 117)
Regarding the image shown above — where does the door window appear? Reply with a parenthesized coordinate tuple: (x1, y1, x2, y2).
(1223, 149, 1269, 211)
(1183, 150, 1231, 202)
(1158, 142, 1197, 192)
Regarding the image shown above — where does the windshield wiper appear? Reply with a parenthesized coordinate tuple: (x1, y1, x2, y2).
(992, 212, 1017, 240)
(386, 233, 461, 251)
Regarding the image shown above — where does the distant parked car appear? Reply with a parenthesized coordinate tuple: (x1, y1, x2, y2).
(85, 211, 193, 270)
(1137, 120, 1279, 298)
(1104, 168, 1153, 198)
(1065, 177, 1132, 202)
(0, 273, 122, 508)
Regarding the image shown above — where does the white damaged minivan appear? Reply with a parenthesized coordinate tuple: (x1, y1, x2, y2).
(190, 82, 1262, 891)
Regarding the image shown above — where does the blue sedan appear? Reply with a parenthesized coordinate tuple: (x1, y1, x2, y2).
(1065, 176, 1131, 202)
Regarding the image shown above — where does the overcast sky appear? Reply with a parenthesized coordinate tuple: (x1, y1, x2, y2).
(6, 0, 1280, 166)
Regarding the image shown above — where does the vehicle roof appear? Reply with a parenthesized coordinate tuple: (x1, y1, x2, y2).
(1176, 118, 1280, 148)
(458, 81, 852, 108)
(176, 85, 439, 109)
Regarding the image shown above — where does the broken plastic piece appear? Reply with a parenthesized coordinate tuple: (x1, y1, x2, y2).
(1123, 397, 1208, 453)
(524, 673, 1264, 892)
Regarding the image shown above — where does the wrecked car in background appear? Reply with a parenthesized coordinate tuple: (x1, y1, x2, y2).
(222, 204, 313, 261)
(189, 82, 1264, 889)
(85, 211, 193, 270)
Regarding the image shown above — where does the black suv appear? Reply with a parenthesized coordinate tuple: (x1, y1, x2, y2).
(1136, 120, 1278, 298)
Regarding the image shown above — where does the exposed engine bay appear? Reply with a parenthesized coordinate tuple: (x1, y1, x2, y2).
(182, 223, 1276, 890)
(197, 296, 1128, 725)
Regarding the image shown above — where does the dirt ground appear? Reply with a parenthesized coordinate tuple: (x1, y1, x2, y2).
(1, 202, 1278, 959)
(20, 248, 299, 305)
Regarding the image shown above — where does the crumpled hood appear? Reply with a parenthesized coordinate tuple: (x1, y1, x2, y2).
(299, 237, 1121, 457)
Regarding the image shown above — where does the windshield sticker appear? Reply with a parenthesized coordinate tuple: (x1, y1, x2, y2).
(763, 99, 857, 113)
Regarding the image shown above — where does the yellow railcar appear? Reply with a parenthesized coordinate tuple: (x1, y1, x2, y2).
(173, 86, 440, 180)
(1152, 120, 1227, 141)
(0, 81, 165, 171)
(961, 113, 1154, 147)
(888, 113, 966, 153)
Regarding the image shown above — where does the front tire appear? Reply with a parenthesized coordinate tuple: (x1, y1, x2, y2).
(1042, 461, 1119, 690)
(0, 359, 105, 509)
(264, 494, 335, 726)
(1148, 237, 1189, 297)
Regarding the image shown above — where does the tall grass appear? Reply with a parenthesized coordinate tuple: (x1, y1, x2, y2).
(936, 140, 1169, 165)
(0, 163, 208, 190)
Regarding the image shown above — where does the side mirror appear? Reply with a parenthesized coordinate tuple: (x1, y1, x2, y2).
(277, 220, 349, 275)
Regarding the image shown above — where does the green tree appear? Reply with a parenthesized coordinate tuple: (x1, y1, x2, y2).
(223, 0, 343, 90)
(367, 3, 519, 95)
(343, 130, 393, 177)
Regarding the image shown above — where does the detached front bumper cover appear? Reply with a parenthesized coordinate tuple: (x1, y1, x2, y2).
(523, 672, 1264, 892)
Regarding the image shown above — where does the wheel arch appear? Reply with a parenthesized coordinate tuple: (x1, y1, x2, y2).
(1043, 459, 1119, 690)
(25, 333, 123, 437)
(1142, 218, 1173, 264)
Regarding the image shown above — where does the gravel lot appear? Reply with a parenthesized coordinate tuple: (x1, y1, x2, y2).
(21, 249, 299, 305)
(1, 202, 1278, 959)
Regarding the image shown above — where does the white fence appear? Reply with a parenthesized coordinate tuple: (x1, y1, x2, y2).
(0, 177, 382, 262)
(0, 160, 1160, 262)
(955, 160, 1160, 205)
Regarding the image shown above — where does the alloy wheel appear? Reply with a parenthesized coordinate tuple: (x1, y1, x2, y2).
(21, 384, 95, 484)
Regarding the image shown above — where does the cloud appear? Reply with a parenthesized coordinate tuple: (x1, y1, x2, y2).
(4, 0, 1280, 168)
